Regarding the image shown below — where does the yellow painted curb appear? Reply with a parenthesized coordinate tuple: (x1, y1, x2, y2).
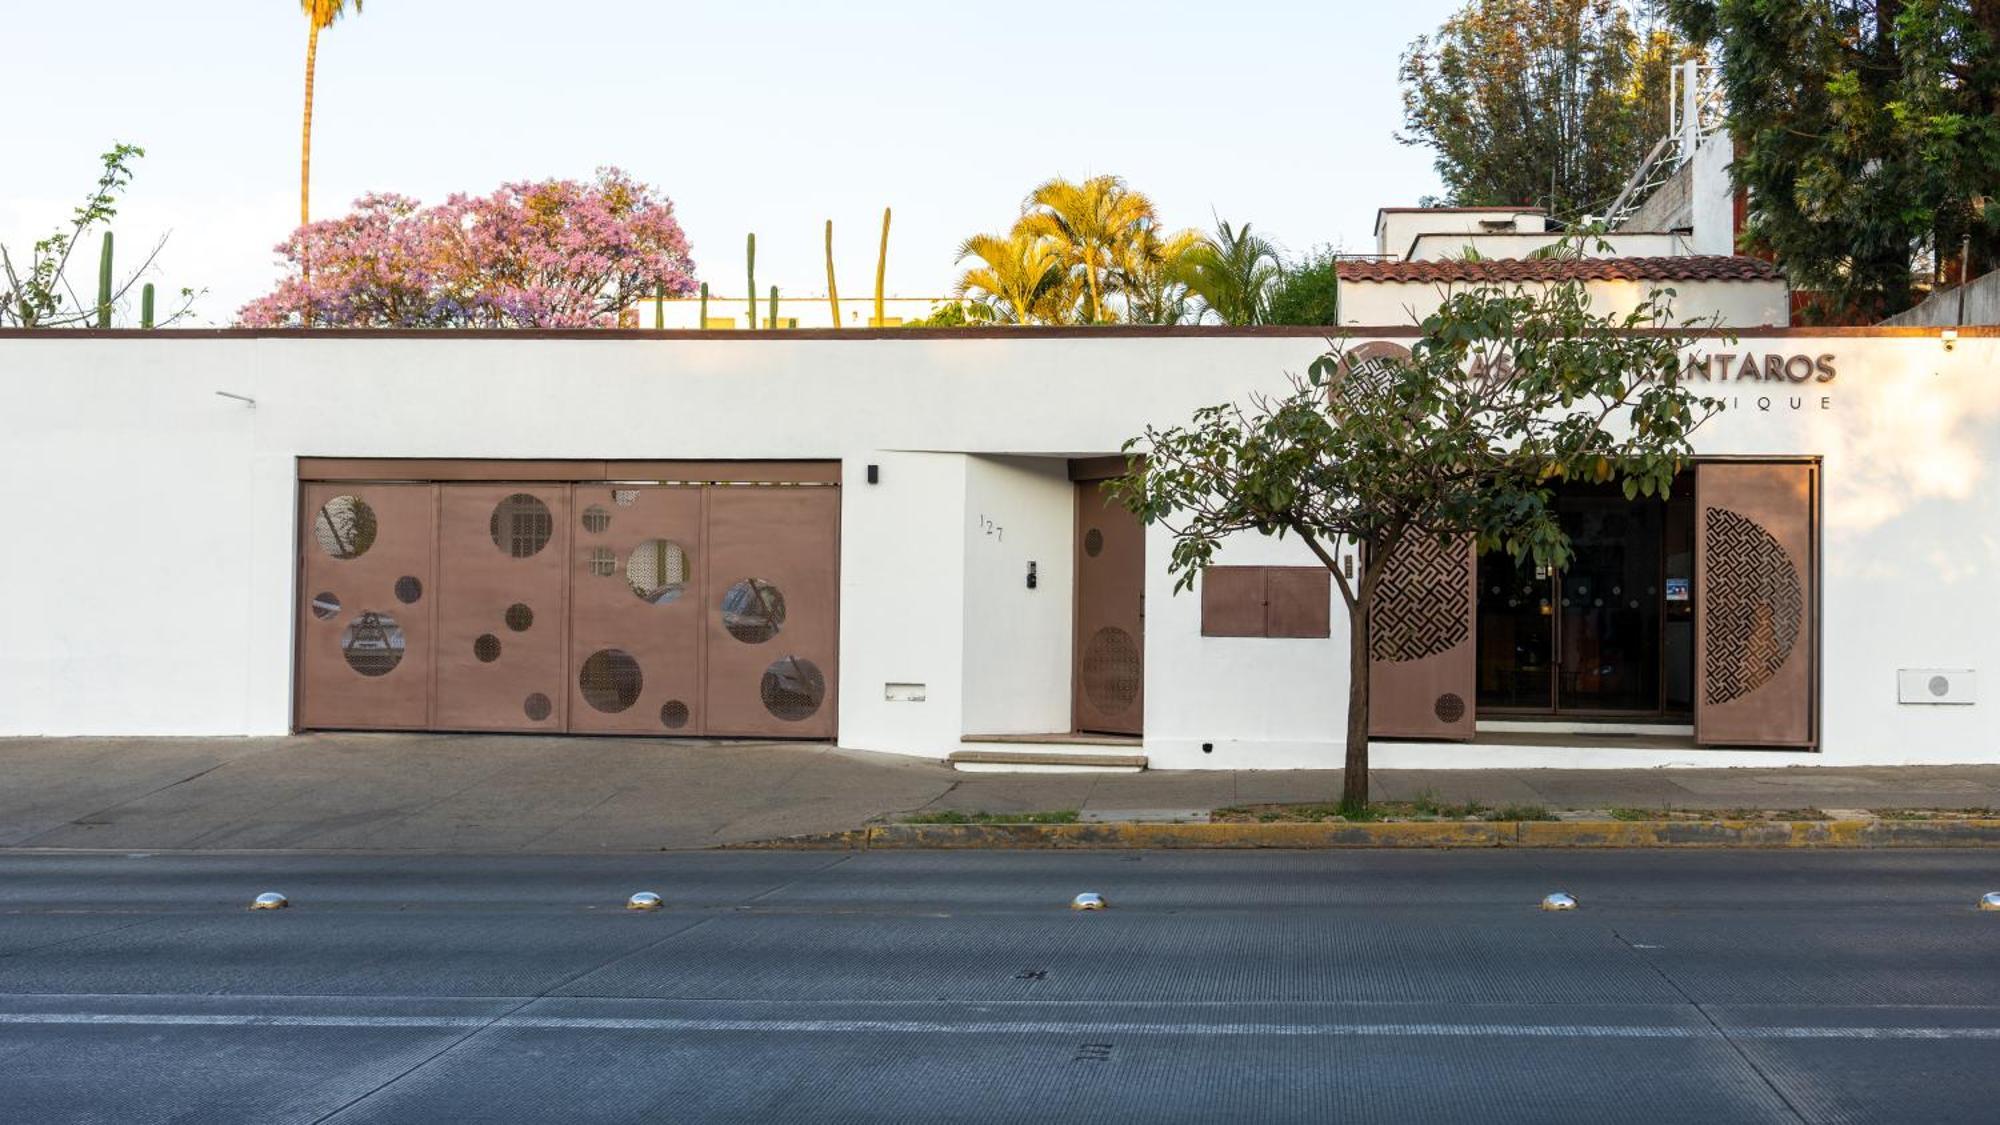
(726, 819, 2000, 850)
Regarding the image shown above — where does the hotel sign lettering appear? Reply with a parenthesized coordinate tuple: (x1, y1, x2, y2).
(1464, 349, 1839, 412)
(1680, 352, 1836, 384)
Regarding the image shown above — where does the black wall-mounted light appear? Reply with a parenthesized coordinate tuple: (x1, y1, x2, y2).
(1026, 561, 1038, 589)
(866, 464, 879, 484)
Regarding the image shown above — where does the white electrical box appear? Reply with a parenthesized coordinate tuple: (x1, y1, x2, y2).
(884, 682, 927, 703)
(1897, 669, 1976, 705)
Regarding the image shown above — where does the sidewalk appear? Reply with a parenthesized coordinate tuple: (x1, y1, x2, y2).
(3, 734, 1998, 852)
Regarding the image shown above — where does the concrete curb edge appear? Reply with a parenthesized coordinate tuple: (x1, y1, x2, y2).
(724, 819, 2000, 850)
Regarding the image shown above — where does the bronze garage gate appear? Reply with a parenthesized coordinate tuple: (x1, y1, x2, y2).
(296, 461, 839, 738)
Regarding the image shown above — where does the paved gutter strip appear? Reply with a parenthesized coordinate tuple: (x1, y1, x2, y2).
(727, 819, 2000, 850)
(2, 1011, 1997, 1041)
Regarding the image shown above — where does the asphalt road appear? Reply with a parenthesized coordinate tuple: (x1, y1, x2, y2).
(1, 850, 1996, 1123)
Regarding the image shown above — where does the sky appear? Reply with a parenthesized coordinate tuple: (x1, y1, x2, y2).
(3, 0, 1464, 325)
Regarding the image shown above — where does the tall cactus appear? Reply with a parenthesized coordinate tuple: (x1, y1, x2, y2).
(653, 281, 665, 330)
(699, 282, 709, 329)
(825, 220, 841, 328)
(769, 285, 779, 330)
(874, 207, 891, 327)
(746, 233, 757, 330)
(96, 231, 114, 328)
(140, 283, 156, 329)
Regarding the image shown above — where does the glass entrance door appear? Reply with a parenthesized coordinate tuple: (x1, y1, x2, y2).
(1555, 494, 1662, 712)
(1475, 484, 1668, 716)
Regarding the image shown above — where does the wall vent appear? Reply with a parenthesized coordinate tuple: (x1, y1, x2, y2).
(1897, 669, 1976, 705)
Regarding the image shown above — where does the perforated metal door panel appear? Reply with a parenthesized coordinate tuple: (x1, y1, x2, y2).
(702, 486, 838, 738)
(296, 483, 436, 730)
(433, 484, 570, 732)
(568, 485, 704, 735)
(1694, 462, 1817, 748)
(1074, 481, 1144, 735)
(1367, 535, 1476, 740)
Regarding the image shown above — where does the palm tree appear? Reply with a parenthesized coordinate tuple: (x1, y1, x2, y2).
(300, 0, 363, 227)
(1179, 219, 1283, 326)
(1017, 175, 1160, 323)
(954, 230, 1068, 324)
(1116, 226, 1203, 325)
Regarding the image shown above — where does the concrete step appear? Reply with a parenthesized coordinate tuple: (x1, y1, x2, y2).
(948, 748, 1148, 774)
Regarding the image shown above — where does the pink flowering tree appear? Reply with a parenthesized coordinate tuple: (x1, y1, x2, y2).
(239, 168, 697, 327)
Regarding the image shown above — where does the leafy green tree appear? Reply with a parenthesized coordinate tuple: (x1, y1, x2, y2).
(1111, 267, 1719, 808)
(1180, 220, 1284, 325)
(1400, 0, 1696, 218)
(1663, 0, 2000, 320)
(1, 144, 197, 328)
(1264, 247, 1343, 326)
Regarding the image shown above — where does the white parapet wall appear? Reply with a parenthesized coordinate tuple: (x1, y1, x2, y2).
(1, 328, 1995, 770)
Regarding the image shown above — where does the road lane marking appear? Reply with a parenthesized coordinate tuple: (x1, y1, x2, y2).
(0, 1012, 1997, 1040)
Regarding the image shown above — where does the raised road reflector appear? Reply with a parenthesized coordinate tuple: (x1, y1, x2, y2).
(626, 892, 664, 911)
(1071, 892, 1107, 911)
(1541, 892, 1578, 911)
(1981, 892, 2000, 911)
(249, 892, 288, 911)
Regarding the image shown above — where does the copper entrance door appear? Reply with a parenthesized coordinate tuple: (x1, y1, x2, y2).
(568, 485, 704, 734)
(297, 484, 437, 731)
(703, 486, 839, 738)
(434, 485, 571, 731)
(1073, 480, 1144, 735)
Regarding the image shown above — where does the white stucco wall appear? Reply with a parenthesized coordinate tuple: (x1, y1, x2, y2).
(1339, 277, 1790, 328)
(0, 329, 1992, 770)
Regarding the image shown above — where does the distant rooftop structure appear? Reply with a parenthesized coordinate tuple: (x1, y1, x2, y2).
(1374, 207, 1548, 259)
(1338, 256, 1781, 285)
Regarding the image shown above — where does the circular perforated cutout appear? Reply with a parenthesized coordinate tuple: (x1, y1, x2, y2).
(341, 611, 404, 677)
(580, 649, 643, 713)
(1080, 627, 1141, 714)
(660, 700, 691, 729)
(628, 540, 690, 604)
(1434, 693, 1466, 724)
(761, 658, 826, 722)
(474, 634, 501, 663)
(524, 693, 553, 721)
(310, 591, 341, 621)
(612, 489, 639, 507)
(489, 493, 553, 558)
(722, 579, 786, 643)
(581, 505, 611, 534)
(394, 576, 423, 604)
(1084, 529, 1104, 557)
(312, 495, 377, 560)
(505, 603, 534, 632)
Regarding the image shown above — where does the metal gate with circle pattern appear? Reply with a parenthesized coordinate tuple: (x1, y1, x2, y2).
(296, 464, 838, 738)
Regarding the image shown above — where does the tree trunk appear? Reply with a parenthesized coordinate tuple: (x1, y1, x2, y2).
(300, 22, 320, 327)
(302, 23, 319, 228)
(1343, 594, 1371, 808)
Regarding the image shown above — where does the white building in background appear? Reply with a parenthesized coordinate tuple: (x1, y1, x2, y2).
(1348, 61, 1776, 328)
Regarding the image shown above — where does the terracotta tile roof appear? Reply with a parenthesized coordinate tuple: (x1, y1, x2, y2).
(1336, 256, 1783, 284)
